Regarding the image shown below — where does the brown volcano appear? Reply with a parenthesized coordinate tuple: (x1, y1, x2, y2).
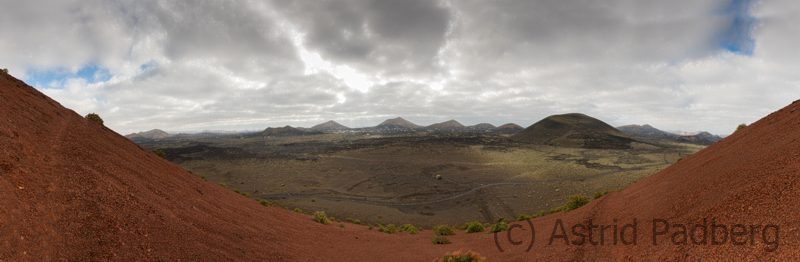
(262, 125, 320, 137)
(512, 113, 635, 149)
(376, 117, 421, 129)
(496, 123, 524, 134)
(309, 120, 350, 132)
(125, 129, 170, 140)
(426, 119, 465, 130)
(1, 72, 798, 260)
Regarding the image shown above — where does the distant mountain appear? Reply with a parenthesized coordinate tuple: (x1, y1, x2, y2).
(125, 129, 170, 140)
(678, 131, 723, 145)
(376, 117, 421, 129)
(263, 126, 321, 137)
(617, 124, 679, 140)
(426, 120, 465, 131)
(310, 120, 350, 132)
(466, 123, 496, 132)
(617, 124, 722, 145)
(512, 113, 634, 149)
(495, 123, 524, 134)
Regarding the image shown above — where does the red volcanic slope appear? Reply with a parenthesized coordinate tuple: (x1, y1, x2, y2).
(1, 72, 799, 261)
(0, 72, 514, 261)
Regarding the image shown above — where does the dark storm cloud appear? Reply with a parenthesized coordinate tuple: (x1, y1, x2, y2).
(272, 0, 451, 77)
(1, 0, 798, 134)
(445, 0, 726, 73)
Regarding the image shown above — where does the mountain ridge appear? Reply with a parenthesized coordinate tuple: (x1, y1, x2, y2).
(618, 124, 723, 145)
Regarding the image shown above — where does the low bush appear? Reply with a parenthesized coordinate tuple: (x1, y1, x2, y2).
(85, 113, 103, 125)
(737, 123, 748, 131)
(517, 214, 532, 221)
(377, 224, 399, 234)
(593, 191, 609, 199)
(1, 68, 8, 74)
(464, 221, 484, 233)
(432, 236, 451, 245)
(561, 194, 590, 211)
(312, 211, 331, 225)
(345, 218, 362, 225)
(153, 149, 167, 159)
(489, 221, 509, 233)
(433, 225, 455, 236)
(437, 250, 485, 262)
(399, 224, 419, 234)
(231, 189, 249, 197)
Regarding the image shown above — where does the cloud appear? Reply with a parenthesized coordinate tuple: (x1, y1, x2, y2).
(271, 0, 451, 78)
(1, 0, 798, 135)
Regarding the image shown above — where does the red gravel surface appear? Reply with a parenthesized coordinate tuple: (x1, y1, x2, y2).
(1, 73, 797, 261)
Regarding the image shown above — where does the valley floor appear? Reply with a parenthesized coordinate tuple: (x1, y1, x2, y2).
(139, 133, 701, 227)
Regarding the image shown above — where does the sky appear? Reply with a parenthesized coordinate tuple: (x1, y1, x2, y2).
(1, 0, 798, 135)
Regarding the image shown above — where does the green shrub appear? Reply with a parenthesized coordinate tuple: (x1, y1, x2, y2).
(153, 149, 167, 159)
(593, 191, 609, 199)
(85, 113, 103, 125)
(737, 123, 747, 131)
(345, 218, 362, 225)
(432, 236, 451, 245)
(438, 250, 485, 262)
(232, 189, 249, 197)
(293, 208, 304, 213)
(433, 225, 455, 236)
(464, 221, 484, 233)
(517, 214, 532, 221)
(399, 224, 419, 234)
(490, 221, 509, 233)
(312, 211, 331, 225)
(378, 224, 399, 234)
(562, 194, 590, 211)
(258, 200, 274, 207)
(1, 68, 8, 74)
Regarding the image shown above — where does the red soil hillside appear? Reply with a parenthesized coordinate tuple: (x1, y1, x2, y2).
(1, 71, 799, 261)
(517, 100, 800, 260)
(0, 72, 523, 261)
